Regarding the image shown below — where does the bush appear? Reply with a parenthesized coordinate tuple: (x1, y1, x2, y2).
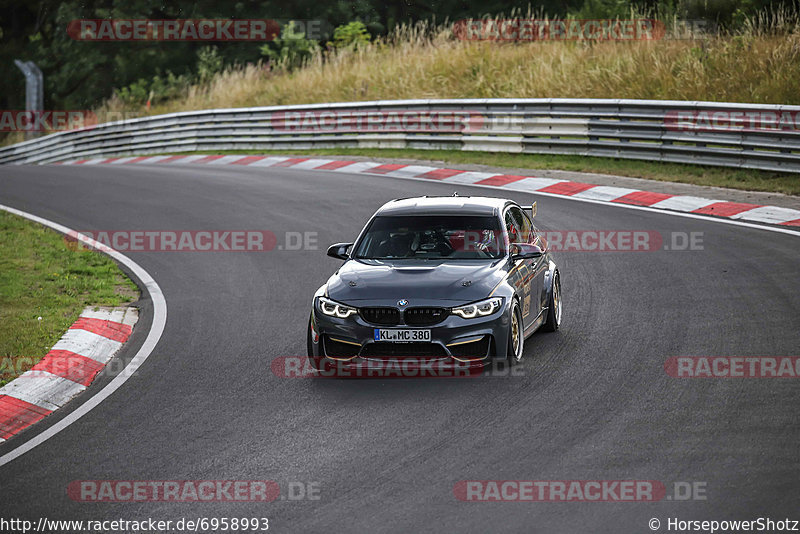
(197, 46, 224, 82)
(114, 71, 190, 106)
(260, 22, 320, 70)
(330, 21, 372, 49)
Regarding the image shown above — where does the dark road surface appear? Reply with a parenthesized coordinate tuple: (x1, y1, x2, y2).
(1, 163, 799, 533)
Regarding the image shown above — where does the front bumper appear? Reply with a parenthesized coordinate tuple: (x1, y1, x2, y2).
(308, 300, 512, 372)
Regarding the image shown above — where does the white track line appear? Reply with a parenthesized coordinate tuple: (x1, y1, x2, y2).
(0, 204, 167, 468)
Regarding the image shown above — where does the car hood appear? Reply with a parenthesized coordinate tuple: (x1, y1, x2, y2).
(326, 258, 507, 304)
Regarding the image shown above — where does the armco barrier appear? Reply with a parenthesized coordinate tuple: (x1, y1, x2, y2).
(1, 99, 799, 173)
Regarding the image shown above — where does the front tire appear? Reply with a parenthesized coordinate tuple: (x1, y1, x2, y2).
(507, 302, 524, 364)
(307, 315, 314, 357)
(307, 315, 323, 372)
(543, 270, 561, 332)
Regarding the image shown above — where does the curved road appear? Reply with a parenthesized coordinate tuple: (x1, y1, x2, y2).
(1, 163, 799, 532)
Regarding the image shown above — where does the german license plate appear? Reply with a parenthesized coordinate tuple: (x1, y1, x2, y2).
(374, 329, 431, 342)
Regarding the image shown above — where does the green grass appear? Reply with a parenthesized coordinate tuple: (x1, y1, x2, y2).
(0, 211, 139, 386)
(161, 148, 800, 195)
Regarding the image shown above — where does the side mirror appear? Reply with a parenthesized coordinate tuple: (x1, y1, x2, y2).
(327, 242, 353, 260)
(510, 243, 543, 261)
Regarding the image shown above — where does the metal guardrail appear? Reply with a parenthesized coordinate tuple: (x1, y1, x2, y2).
(1, 99, 799, 173)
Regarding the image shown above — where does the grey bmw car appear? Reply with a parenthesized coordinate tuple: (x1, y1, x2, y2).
(307, 195, 561, 373)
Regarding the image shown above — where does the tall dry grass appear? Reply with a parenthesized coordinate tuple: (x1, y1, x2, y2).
(102, 13, 800, 120)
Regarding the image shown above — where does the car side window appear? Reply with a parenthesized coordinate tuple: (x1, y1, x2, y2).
(518, 210, 533, 244)
(507, 206, 535, 244)
(504, 207, 526, 244)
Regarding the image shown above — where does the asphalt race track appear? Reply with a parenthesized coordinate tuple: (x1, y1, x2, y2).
(1, 163, 799, 533)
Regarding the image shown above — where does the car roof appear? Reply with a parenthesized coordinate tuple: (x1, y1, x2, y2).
(376, 196, 512, 216)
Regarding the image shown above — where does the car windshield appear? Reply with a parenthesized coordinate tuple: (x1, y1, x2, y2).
(354, 215, 504, 260)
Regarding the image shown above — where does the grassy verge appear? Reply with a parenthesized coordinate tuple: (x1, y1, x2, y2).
(0, 211, 139, 386)
(162, 148, 800, 195)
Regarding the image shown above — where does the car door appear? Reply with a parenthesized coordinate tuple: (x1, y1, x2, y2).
(504, 205, 538, 329)
(523, 214, 549, 324)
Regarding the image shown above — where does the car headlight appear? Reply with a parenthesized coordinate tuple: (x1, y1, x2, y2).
(318, 296, 358, 318)
(452, 297, 503, 319)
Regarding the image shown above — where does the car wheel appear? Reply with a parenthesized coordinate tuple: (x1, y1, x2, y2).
(306, 315, 314, 357)
(543, 270, 561, 332)
(507, 301, 524, 364)
(307, 314, 323, 371)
